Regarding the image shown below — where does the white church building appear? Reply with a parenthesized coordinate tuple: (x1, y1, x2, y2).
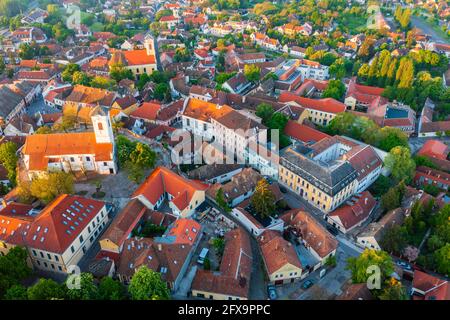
(22, 109, 117, 178)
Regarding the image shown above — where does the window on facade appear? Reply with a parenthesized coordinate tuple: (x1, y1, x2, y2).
(86, 156, 91, 162)
(79, 235, 84, 243)
(70, 246, 75, 254)
(55, 255, 59, 261)
(98, 122, 103, 130)
(32, 250, 37, 256)
(40, 252, 44, 258)
(70, 157, 75, 162)
(47, 253, 51, 260)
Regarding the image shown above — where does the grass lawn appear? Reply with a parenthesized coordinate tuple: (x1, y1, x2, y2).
(338, 15, 367, 33)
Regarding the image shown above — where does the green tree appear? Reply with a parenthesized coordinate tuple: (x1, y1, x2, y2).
(71, 71, 91, 86)
(212, 237, 226, 257)
(255, 103, 274, 125)
(433, 243, 450, 275)
(381, 186, 402, 211)
(380, 225, 407, 254)
(124, 161, 145, 184)
(116, 135, 137, 165)
(129, 143, 157, 169)
(378, 127, 408, 152)
(35, 126, 53, 134)
(28, 172, 75, 204)
(61, 63, 81, 82)
(4, 284, 28, 300)
(27, 278, 66, 300)
(322, 79, 346, 100)
(153, 83, 170, 101)
(251, 179, 276, 218)
(128, 266, 171, 300)
(98, 277, 126, 300)
(0, 247, 32, 298)
(65, 273, 99, 300)
(216, 188, 231, 213)
(413, 155, 438, 169)
(0, 141, 18, 185)
(109, 63, 134, 82)
(369, 175, 392, 198)
(384, 146, 416, 184)
(379, 278, 409, 300)
(243, 64, 261, 83)
(155, 9, 172, 21)
(90, 76, 116, 89)
(346, 249, 394, 284)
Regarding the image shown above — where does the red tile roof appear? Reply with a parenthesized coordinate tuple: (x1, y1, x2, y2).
(282, 209, 338, 258)
(279, 91, 346, 114)
(23, 132, 113, 170)
(191, 228, 252, 298)
(413, 270, 450, 300)
(166, 218, 201, 245)
(417, 140, 449, 161)
(130, 102, 161, 121)
(132, 167, 208, 212)
(258, 230, 302, 275)
(7, 195, 105, 254)
(284, 120, 330, 144)
(328, 191, 376, 231)
(123, 49, 156, 66)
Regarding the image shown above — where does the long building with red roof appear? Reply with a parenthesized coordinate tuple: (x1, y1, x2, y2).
(279, 91, 346, 126)
(0, 194, 108, 274)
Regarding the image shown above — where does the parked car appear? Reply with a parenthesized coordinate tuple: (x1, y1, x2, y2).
(197, 248, 209, 264)
(302, 280, 314, 290)
(396, 260, 413, 271)
(267, 285, 277, 300)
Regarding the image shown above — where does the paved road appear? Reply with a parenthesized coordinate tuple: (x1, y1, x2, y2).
(410, 16, 449, 44)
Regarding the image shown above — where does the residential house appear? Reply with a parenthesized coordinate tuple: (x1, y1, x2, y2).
(356, 208, 407, 250)
(326, 191, 377, 234)
(191, 228, 252, 300)
(206, 168, 262, 207)
(282, 209, 338, 270)
(258, 230, 303, 285)
(131, 166, 207, 218)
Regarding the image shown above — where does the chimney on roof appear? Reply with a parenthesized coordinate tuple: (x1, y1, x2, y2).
(365, 198, 368, 205)
(157, 243, 162, 251)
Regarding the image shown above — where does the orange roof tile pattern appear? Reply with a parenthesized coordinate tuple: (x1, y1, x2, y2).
(23, 132, 113, 170)
(123, 49, 156, 66)
(284, 120, 330, 144)
(282, 209, 338, 258)
(183, 98, 234, 122)
(258, 230, 302, 275)
(4, 195, 105, 254)
(165, 218, 201, 245)
(130, 102, 161, 121)
(417, 140, 449, 161)
(132, 167, 208, 212)
(279, 91, 346, 114)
